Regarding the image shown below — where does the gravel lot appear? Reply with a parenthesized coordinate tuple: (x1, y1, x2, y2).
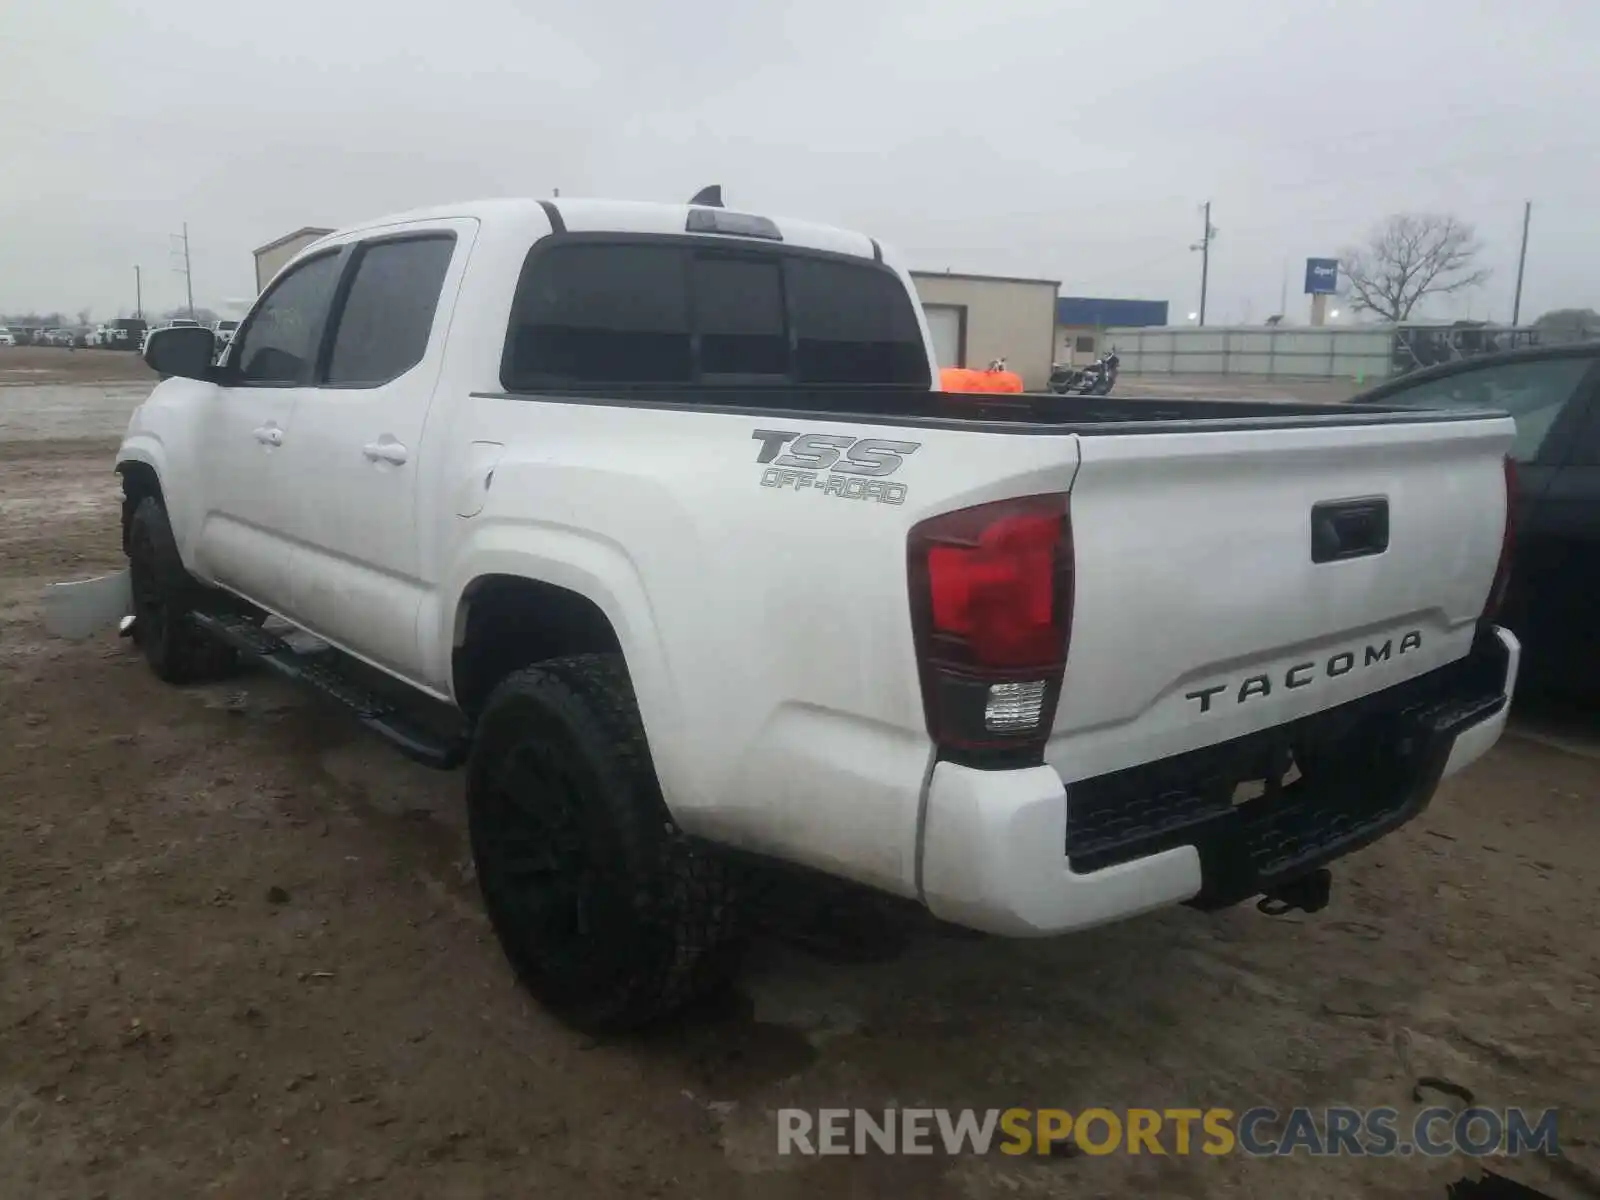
(2, 349, 1596, 1199)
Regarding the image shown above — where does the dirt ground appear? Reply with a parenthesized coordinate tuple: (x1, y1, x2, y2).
(0, 345, 155, 386)
(2, 351, 1597, 1199)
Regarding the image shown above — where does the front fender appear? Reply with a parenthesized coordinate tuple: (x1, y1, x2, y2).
(115, 388, 208, 577)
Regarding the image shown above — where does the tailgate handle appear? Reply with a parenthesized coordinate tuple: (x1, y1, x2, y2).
(1311, 497, 1389, 563)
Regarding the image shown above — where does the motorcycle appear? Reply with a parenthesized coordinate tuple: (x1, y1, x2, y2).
(1048, 361, 1084, 394)
(1049, 350, 1120, 396)
(1080, 349, 1120, 395)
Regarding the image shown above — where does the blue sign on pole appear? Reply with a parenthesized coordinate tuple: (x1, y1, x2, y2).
(1304, 258, 1339, 295)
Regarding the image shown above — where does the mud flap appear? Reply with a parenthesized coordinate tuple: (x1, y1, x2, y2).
(42, 570, 132, 641)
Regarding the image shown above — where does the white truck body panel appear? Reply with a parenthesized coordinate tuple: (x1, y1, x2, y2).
(115, 197, 1520, 933)
(1053, 415, 1511, 782)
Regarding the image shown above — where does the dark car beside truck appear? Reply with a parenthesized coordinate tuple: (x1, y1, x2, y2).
(1352, 343, 1600, 695)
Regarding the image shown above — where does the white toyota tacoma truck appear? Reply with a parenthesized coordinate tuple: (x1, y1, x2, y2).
(106, 195, 1520, 1031)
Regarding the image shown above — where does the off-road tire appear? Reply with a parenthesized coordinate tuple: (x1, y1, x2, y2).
(126, 497, 236, 684)
(467, 654, 744, 1033)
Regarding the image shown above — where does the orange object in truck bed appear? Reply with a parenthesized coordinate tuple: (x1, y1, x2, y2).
(939, 366, 1025, 394)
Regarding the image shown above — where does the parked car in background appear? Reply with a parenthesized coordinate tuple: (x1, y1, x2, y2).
(0, 327, 15, 347)
(106, 318, 148, 351)
(1352, 343, 1600, 695)
(211, 319, 239, 356)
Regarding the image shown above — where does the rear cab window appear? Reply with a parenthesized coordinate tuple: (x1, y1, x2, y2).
(500, 237, 931, 395)
(1372, 356, 1597, 462)
(324, 235, 456, 386)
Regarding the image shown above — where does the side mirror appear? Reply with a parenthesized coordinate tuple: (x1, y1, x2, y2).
(143, 326, 217, 381)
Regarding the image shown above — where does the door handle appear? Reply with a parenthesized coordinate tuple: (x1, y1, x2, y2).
(362, 439, 409, 466)
(253, 425, 283, 447)
(1311, 497, 1389, 563)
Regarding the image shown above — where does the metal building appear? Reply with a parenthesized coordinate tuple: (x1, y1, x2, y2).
(912, 271, 1061, 390)
(252, 227, 335, 293)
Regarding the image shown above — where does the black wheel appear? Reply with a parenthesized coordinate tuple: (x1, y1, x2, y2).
(126, 497, 236, 683)
(467, 655, 744, 1033)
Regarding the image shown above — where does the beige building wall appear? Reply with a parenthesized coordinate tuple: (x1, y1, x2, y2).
(911, 271, 1060, 390)
(253, 228, 335, 292)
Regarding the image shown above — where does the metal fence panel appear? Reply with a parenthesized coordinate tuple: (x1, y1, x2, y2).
(1103, 325, 1399, 379)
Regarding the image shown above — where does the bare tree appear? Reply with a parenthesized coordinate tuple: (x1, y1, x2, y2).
(1339, 213, 1490, 322)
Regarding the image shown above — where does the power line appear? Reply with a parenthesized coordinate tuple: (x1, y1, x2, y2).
(1066, 244, 1196, 290)
(1210, 108, 1577, 156)
(1223, 140, 1591, 205)
(1019, 139, 1592, 241)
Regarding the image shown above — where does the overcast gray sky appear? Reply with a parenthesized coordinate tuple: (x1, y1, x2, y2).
(2, 0, 1595, 324)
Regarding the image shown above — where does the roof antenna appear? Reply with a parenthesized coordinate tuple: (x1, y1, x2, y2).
(688, 185, 724, 208)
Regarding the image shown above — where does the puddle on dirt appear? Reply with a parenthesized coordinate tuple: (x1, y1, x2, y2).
(0, 384, 150, 441)
(631, 983, 822, 1097)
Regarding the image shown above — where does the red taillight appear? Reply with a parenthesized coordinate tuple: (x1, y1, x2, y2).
(909, 494, 1073, 759)
(1483, 455, 1517, 623)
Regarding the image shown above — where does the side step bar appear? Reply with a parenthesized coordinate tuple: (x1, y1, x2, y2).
(189, 610, 470, 770)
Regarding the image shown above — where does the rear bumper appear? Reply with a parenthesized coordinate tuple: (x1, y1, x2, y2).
(919, 625, 1519, 937)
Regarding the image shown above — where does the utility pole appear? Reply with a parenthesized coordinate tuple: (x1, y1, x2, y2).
(182, 223, 195, 318)
(171, 223, 196, 319)
(1190, 201, 1217, 326)
(1511, 200, 1531, 327)
(134, 266, 143, 320)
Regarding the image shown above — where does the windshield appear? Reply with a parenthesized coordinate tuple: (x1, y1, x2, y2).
(1370, 356, 1593, 461)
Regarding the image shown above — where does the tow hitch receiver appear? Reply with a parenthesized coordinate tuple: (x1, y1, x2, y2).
(1257, 868, 1332, 916)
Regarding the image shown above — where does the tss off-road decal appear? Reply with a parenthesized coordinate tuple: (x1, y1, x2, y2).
(751, 429, 920, 505)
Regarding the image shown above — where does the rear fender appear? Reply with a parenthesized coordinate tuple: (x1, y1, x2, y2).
(437, 528, 684, 800)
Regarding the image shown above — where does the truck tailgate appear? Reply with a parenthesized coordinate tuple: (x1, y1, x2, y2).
(1048, 413, 1515, 783)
